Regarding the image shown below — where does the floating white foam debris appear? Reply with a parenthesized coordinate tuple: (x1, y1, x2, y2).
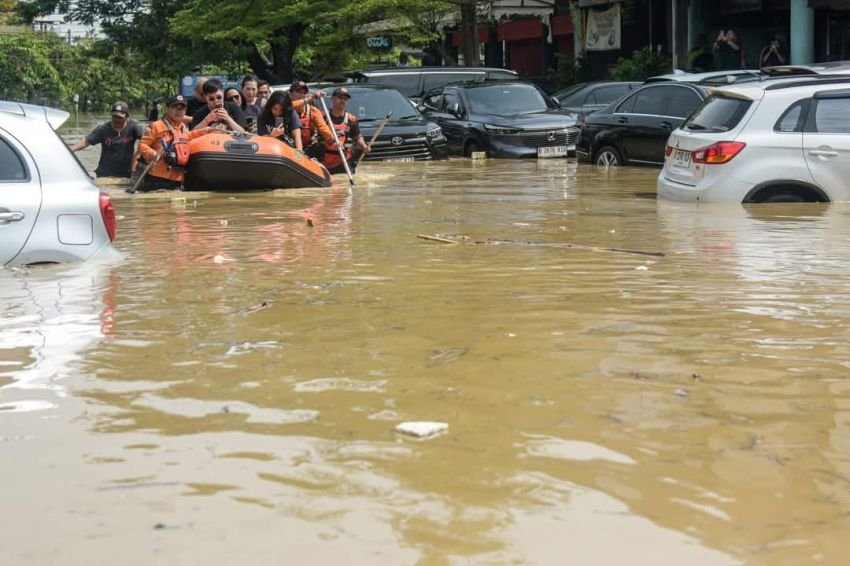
(394, 421, 448, 438)
(635, 265, 649, 271)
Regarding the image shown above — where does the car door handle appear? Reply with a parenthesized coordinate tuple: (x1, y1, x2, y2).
(616, 116, 628, 124)
(809, 149, 838, 157)
(0, 211, 25, 223)
(659, 121, 673, 130)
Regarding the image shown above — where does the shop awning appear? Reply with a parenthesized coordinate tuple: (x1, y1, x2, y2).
(578, 0, 622, 6)
(497, 19, 544, 42)
(551, 14, 574, 36)
(452, 26, 491, 48)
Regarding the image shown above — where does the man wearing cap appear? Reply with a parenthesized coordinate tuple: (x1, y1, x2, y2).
(289, 81, 333, 160)
(134, 95, 214, 191)
(70, 101, 145, 178)
(322, 86, 370, 174)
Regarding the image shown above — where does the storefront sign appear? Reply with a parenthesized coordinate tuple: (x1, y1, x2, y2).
(585, 4, 621, 51)
(366, 36, 393, 52)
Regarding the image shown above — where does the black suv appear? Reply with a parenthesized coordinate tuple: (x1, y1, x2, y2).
(345, 67, 519, 102)
(316, 84, 447, 161)
(418, 80, 579, 158)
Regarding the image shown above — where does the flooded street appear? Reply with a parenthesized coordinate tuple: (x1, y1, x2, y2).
(2, 126, 850, 564)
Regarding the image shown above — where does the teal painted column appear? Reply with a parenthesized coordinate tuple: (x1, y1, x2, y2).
(790, 0, 814, 64)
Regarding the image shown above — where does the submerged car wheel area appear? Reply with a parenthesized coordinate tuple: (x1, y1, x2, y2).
(0, 101, 119, 266)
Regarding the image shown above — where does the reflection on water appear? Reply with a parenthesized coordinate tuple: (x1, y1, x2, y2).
(2, 150, 850, 564)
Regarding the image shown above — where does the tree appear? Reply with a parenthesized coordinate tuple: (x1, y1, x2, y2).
(0, 32, 64, 103)
(454, 0, 479, 66)
(170, 0, 397, 83)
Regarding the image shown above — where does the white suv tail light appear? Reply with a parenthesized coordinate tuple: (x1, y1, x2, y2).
(692, 141, 746, 165)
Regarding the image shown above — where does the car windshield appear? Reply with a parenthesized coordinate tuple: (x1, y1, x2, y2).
(465, 84, 549, 115)
(326, 88, 420, 120)
(682, 95, 752, 132)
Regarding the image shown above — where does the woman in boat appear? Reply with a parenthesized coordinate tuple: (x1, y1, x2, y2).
(257, 91, 303, 151)
(224, 86, 256, 132)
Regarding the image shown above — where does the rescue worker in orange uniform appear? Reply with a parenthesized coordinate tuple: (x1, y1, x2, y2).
(135, 95, 213, 191)
(289, 80, 334, 161)
(322, 87, 369, 174)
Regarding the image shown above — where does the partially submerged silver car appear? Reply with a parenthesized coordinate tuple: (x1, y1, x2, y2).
(0, 101, 119, 266)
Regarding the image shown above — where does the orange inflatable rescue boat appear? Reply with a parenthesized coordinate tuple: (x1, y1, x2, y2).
(184, 131, 331, 191)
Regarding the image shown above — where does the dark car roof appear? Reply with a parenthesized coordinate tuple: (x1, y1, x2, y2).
(347, 66, 518, 77)
(436, 79, 541, 91)
(313, 83, 406, 92)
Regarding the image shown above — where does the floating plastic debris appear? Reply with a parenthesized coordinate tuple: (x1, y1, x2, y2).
(394, 421, 448, 438)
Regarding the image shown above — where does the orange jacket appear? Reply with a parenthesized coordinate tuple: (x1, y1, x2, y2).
(293, 99, 334, 147)
(137, 118, 211, 182)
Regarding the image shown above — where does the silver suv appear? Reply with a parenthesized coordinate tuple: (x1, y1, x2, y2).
(658, 77, 850, 203)
(1, 102, 119, 265)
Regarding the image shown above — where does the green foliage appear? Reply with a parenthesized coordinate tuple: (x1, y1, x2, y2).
(549, 53, 590, 91)
(611, 47, 671, 81)
(0, 32, 65, 103)
(0, 32, 173, 109)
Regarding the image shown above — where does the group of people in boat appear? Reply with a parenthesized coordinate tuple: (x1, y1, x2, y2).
(71, 74, 371, 192)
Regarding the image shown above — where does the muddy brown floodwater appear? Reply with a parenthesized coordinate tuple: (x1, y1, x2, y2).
(2, 122, 850, 564)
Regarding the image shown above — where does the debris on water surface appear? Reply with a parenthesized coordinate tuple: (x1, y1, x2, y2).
(674, 388, 689, 397)
(237, 300, 273, 315)
(635, 265, 649, 271)
(394, 421, 448, 438)
(213, 255, 235, 264)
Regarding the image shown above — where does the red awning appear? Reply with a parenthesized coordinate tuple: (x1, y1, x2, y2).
(452, 26, 492, 47)
(497, 19, 544, 42)
(551, 14, 574, 36)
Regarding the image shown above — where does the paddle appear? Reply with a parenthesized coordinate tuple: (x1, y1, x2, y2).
(356, 111, 392, 167)
(127, 149, 163, 194)
(317, 96, 355, 187)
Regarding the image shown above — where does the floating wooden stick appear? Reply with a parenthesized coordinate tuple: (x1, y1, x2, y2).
(476, 238, 665, 257)
(416, 234, 663, 256)
(416, 234, 457, 244)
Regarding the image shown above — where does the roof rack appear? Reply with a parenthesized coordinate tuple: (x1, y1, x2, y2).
(763, 75, 850, 90)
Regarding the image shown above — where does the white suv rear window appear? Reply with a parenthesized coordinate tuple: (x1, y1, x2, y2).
(682, 95, 752, 132)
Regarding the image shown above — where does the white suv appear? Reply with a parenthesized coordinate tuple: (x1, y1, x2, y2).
(657, 77, 850, 203)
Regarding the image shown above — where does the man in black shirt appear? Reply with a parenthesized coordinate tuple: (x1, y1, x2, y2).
(190, 78, 246, 132)
(70, 101, 145, 178)
(185, 77, 208, 118)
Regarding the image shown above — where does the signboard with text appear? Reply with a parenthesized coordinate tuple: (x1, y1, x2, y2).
(366, 36, 393, 52)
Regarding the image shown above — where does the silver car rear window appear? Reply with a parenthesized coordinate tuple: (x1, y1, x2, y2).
(682, 95, 752, 132)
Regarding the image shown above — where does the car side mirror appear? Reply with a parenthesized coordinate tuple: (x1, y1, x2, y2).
(447, 102, 461, 116)
(551, 96, 561, 107)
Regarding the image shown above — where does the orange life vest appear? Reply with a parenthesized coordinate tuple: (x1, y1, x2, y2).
(323, 112, 354, 170)
(137, 119, 209, 183)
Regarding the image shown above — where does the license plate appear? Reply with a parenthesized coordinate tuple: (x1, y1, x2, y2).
(538, 145, 568, 158)
(672, 149, 691, 168)
(384, 157, 415, 163)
